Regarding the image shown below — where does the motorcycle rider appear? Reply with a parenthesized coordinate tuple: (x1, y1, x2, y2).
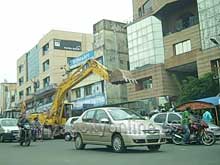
(181, 107, 192, 144)
(32, 116, 42, 141)
(17, 113, 31, 141)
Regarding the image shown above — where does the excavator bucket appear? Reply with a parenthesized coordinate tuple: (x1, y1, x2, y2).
(109, 69, 137, 84)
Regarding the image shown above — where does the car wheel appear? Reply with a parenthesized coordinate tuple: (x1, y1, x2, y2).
(74, 134, 85, 150)
(147, 145, 161, 151)
(0, 135, 4, 142)
(112, 134, 126, 153)
(65, 133, 72, 141)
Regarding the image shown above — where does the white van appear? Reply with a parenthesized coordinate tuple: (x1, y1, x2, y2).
(0, 118, 20, 142)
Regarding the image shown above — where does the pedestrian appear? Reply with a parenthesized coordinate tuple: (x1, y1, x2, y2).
(202, 110, 213, 123)
(181, 107, 192, 144)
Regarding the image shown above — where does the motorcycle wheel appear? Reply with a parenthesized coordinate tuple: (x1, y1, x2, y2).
(201, 131, 216, 146)
(172, 133, 183, 145)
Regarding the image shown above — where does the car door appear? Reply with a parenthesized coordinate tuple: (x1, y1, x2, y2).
(92, 110, 111, 144)
(80, 110, 96, 142)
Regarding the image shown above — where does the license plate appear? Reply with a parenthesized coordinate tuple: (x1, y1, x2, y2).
(146, 135, 160, 139)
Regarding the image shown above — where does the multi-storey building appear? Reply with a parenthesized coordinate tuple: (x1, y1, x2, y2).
(127, 0, 220, 110)
(17, 30, 93, 112)
(0, 82, 17, 113)
(70, 20, 130, 112)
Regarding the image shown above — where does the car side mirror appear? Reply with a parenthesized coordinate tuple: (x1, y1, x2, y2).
(100, 118, 110, 124)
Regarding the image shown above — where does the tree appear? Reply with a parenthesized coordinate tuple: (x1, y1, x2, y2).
(177, 73, 219, 104)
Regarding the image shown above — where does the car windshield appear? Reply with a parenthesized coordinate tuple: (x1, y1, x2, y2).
(108, 108, 145, 121)
(1, 119, 17, 126)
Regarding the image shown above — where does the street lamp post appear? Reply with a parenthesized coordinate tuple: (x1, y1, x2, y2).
(210, 37, 220, 92)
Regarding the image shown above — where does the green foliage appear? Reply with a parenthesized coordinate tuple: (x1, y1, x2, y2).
(177, 73, 219, 104)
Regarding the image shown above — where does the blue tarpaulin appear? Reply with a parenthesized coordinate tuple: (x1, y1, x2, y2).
(196, 96, 220, 106)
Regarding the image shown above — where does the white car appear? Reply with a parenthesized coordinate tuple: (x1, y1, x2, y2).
(64, 116, 79, 141)
(150, 112, 220, 140)
(0, 118, 20, 142)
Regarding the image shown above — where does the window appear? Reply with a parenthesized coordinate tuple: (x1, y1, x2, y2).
(138, 7, 143, 17)
(175, 13, 198, 32)
(18, 64, 24, 73)
(94, 110, 109, 123)
(96, 56, 103, 64)
(82, 110, 96, 122)
(43, 76, 50, 88)
(84, 85, 92, 96)
(154, 114, 166, 123)
(19, 77, 24, 86)
(43, 43, 49, 55)
(75, 88, 81, 98)
(143, 0, 152, 15)
(168, 114, 181, 124)
(211, 58, 220, 79)
(174, 40, 191, 55)
(26, 86, 31, 96)
(11, 96, 15, 102)
(4, 86, 8, 92)
(43, 60, 50, 72)
(19, 91, 24, 100)
(135, 77, 153, 91)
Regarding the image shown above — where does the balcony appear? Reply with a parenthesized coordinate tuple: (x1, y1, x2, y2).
(35, 84, 57, 96)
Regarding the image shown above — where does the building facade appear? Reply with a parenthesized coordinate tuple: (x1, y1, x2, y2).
(0, 83, 17, 113)
(127, 0, 220, 110)
(69, 20, 130, 111)
(17, 30, 93, 112)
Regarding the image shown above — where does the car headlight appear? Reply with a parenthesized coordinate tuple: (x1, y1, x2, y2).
(4, 129, 11, 133)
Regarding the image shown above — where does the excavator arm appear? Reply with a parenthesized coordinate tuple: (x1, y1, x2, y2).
(48, 59, 136, 125)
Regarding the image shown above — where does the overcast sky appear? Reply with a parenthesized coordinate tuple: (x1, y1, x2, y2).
(0, 0, 133, 83)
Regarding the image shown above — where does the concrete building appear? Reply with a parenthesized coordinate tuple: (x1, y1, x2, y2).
(0, 83, 17, 113)
(17, 30, 93, 112)
(127, 0, 220, 110)
(69, 20, 130, 111)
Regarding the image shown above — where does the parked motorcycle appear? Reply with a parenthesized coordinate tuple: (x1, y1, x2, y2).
(171, 120, 216, 146)
(19, 123, 31, 146)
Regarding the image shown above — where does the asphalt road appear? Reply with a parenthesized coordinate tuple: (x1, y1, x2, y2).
(0, 140, 220, 165)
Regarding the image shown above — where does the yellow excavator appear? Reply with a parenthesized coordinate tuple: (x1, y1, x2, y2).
(27, 59, 136, 138)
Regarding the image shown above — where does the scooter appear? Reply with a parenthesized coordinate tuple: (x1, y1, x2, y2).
(19, 124, 31, 146)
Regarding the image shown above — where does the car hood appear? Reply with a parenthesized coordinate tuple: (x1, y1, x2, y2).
(2, 126, 19, 131)
(113, 119, 162, 131)
(207, 123, 220, 129)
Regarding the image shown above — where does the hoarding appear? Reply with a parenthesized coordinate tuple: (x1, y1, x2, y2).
(68, 50, 95, 69)
(54, 39, 81, 51)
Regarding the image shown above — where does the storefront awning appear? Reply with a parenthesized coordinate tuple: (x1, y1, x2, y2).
(177, 96, 220, 111)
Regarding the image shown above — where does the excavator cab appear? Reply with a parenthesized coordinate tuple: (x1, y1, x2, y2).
(61, 102, 73, 125)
